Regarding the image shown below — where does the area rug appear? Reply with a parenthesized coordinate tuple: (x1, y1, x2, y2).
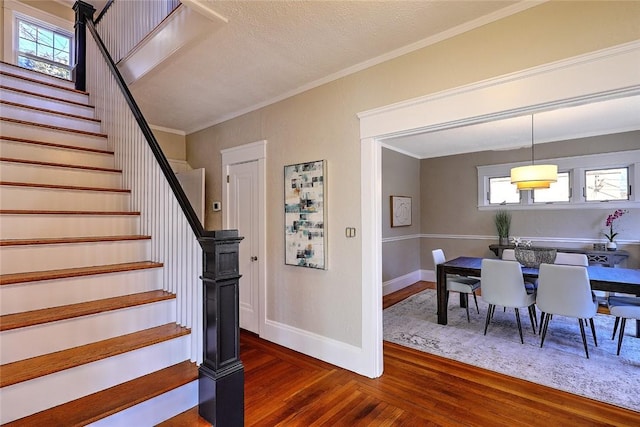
(383, 289, 640, 412)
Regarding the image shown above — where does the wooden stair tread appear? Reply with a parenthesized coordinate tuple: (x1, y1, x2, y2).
(0, 323, 190, 387)
(0, 135, 112, 155)
(0, 290, 175, 332)
(0, 100, 101, 123)
(3, 361, 198, 427)
(0, 235, 150, 247)
(0, 84, 95, 108)
(0, 261, 163, 285)
(0, 117, 107, 138)
(0, 209, 139, 215)
(0, 157, 120, 173)
(0, 181, 129, 193)
(0, 69, 88, 95)
(4, 361, 197, 427)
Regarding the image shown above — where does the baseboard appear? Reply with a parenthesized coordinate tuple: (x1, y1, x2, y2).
(383, 270, 435, 296)
(260, 319, 370, 377)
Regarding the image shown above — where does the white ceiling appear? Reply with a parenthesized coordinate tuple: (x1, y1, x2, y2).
(75, 0, 639, 158)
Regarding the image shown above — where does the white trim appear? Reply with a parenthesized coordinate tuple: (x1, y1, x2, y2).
(382, 271, 421, 296)
(358, 41, 640, 143)
(150, 124, 186, 136)
(381, 233, 421, 243)
(418, 233, 640, 246)
(221, 140, 267, 338)
(187, 1, 542, 133)
(260, 319, 369, 375)
(360, 137, 383, 378)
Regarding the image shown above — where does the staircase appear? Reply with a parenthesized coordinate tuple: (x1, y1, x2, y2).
(0, 62, 198, 425)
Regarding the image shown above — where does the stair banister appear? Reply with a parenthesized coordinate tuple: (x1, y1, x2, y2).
(74, 1, 244, 425)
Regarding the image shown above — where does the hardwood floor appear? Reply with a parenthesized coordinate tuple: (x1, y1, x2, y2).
(166, 281, 640, 426)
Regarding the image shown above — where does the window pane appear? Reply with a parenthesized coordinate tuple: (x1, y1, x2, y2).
(489, 177, 520, 204)
(37, 27, 54, 48)
(18, 38, 37, 55)
(17, 55, 71, 79)
(18, 21, 37, 42)
(534, 172, 570, 203)
(585, 168, 628, 201)
(54, 48, 69, 65)
(37, 43, 54, 60)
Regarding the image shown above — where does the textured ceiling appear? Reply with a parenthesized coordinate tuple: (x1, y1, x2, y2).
(124, 0, 524, 134)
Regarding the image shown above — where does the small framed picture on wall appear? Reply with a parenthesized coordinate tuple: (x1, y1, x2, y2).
(391, 195, 412, 227)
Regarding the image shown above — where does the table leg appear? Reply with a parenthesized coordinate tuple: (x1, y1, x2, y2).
(437, 264, 447, 325)
(636, 320, 639, 338)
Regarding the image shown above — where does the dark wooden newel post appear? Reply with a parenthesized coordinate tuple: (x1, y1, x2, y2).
(198, 230, 244, 427)
(73, 1, 95, 92)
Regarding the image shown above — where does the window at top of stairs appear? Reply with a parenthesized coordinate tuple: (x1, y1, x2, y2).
(16, 16, 72, 80)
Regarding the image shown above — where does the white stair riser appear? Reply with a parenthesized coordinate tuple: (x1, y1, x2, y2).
(0, 268, 162, 315)
(0, 64, 76, 89)
(0, 120, 107, 151)
(0, 336, 190, 424)
(0, 139, 114, 169)
(0, 186, 129, 210)
(89, 381, 198, 427)
(0, 186, 130, 211)
(0, 299, 175, 363)
(0, 214, 138, 239)
(1, 102, 102, 134)
(0, 73, 88, 104)
(0, 163, 122, 187)
(0, 240, 151, 274)
(1, 87, 95, 118)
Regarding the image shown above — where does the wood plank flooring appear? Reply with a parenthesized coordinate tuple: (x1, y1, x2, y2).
(165, 281, 640, 426)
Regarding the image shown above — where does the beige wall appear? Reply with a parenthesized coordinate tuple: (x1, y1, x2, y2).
(420, 131, 640, 270)
(152, 128, 187, 161)
(186, 2, 640, 349)
(19, 0, 73, 21)
(382, 148, 421, 282)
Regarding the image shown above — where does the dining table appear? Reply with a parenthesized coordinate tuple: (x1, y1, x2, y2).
(437, 256, 640, 336)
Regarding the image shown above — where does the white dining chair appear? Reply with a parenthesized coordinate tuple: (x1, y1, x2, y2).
(481, 259, 537, 343)
(554, 252, 588, 266)
(609, 296, 640, 356)
(536, 263, 598, 358)
(432, 249, 480, 322)
(502, 248, 537, 292)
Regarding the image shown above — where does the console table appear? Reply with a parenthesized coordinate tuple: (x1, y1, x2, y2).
(489, 244, 629, 268)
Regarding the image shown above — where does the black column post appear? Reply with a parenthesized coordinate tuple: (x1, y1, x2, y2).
(72, 1, 95, 91)
(198, 230, 244, 427)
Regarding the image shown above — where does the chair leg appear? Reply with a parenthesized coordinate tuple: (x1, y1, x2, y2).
(538, 312, 545, 335)
(540, 313, 551, 348)
(464, 293, 470, 323)
(484, 304, 493, 336)
(514, 308, 524, 344)
(616, 318, 627, 356)
(578, 319, 589, 359)
(472, 291, 479, 314)
(527, 305, 537, 333)
(589, 317, 598, 347)
(612, 317, 620, 340)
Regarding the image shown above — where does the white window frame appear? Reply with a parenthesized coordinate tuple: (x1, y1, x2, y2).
(477, 149, 640, 211)
(3, 0, 74, 71)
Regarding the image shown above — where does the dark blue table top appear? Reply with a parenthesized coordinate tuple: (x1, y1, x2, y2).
(443, 256, 640, 287)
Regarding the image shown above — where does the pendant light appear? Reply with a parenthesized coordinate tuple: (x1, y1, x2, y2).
(510, 115, 557, 191)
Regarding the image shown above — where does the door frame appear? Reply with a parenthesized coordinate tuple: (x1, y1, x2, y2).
(221, 140, 267, 336)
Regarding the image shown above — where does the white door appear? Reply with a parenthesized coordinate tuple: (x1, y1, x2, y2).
(176, 168, 205, 224)
(228, 161, 260, 333)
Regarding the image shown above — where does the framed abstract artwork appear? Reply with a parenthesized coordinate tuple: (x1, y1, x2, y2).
(284, 160, 326, 269)
(391, 195, 412, 227)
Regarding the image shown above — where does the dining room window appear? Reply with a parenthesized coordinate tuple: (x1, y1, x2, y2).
(477, 149, 639, 210)
(533, 172, 570, 203)
(585, 167, 629, 202)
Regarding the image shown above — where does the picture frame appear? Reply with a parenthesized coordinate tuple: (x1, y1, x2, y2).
(391, 195, 412, 227)
(284, 160, 326, 269)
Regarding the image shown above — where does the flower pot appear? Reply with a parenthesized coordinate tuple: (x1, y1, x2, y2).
(499, 237, 510, 246)
(606, 242, 617, 251)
